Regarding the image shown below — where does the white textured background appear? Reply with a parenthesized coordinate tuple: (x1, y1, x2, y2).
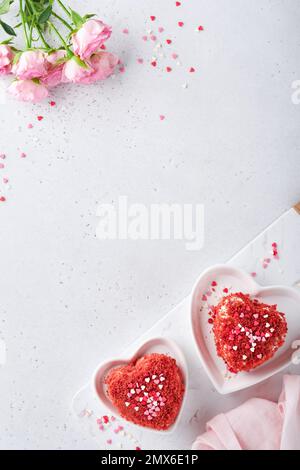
(0, 0, 300, 449)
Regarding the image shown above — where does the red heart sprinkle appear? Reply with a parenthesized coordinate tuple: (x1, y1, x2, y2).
(178, 21, 184, 27)
(0, 196, 6, 202)
(166, 66, 172, 72)
(100, 44, 106, 50)
(150, 16, 156, 21)
(176, 1, 181, 6)
(198, 25, 204, 31)
(189, 67, 195, 73)
(166, 39, 172, 44)
(50, 101, 56, 107)
(37, 116, 44, 121)
(151, 61, 157, 67)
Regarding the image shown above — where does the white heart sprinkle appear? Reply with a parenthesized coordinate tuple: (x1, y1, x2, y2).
(265, 333, 270, 338)
(232, 346, 238, 351)
(134, 407, 139, 411)
(253, 314, 259, 319)
(141, 385, 145, 390)
(125, 402, 130, 407)
(242, 355, 247, 360)
(263, 314, 269, 318)
(152, 375, 157, 380)
(265, 323, 270, 328)
(145, 378, 150, 383)
(270, 328, 275, 333)
(257, 354, 263, 359)
(250, 348, 255, 352)
(158, 384, 163, 390)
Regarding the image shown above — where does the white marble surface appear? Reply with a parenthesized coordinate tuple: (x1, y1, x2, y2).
(0, 0, 300, 450)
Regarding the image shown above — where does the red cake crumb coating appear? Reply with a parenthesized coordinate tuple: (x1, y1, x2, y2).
(105, 353, 184, 430)
(210, 293, 288, 373)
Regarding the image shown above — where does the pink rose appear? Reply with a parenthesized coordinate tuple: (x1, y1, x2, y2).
(12, 50, 47, 80)
(42, 50, 67, 87)
(42, 65, 64, 87)
(62, 56, 92, 83)
(8, 79, 49, 103)
(72, 19, 112, 60)
(0, 45, 13, 75)
(79, 52, 118, 84)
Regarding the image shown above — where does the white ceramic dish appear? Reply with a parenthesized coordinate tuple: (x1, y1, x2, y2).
(191, 264, 300, 394)
(93, 337, 188, 434)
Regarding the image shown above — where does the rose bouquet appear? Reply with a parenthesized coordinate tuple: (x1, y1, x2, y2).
(0, 0, 118, 102)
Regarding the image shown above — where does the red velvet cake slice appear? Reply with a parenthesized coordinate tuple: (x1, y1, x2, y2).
(105, 353, 185, 430)
(211, 293, 288, 373)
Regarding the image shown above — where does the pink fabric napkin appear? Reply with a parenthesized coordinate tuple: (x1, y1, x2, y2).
(192, 375, 300, 450)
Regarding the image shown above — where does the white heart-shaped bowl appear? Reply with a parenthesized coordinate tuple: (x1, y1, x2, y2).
(93, 337, 188, 434)
(191, 264, 300, 394)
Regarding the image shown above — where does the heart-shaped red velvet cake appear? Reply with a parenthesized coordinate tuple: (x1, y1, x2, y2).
(105, 353, 185, 430)
(210, 293, 288, 373)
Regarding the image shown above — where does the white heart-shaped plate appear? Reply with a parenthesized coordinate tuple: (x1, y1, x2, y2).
(93, 337, 188, 434)
(191, 264, 300, 394)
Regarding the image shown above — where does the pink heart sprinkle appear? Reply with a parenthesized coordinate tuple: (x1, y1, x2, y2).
(142, 35, 148, 41)
(123, 28, 129, 34)
(172, 53, 178, 59)
(159, 115, 165, 121)
(137, 58, 144, 64)
(3, 178, 8, 184)
(0, 163, 4, 169)
(106, 439, 112, 445)
(20, 152, 27, 158)
(158, 27, 164, 33)
(150, 35, 157, 41)
(0, 154, 6, 159)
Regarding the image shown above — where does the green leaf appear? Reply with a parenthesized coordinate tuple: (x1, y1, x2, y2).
(0, 37, 12, 44)
(38, 5, 52, 24)
(73, 55, 89, 69)
(83, 14, 96, 21)
(0, 0, 11, 16)
(0, 19, 16, 36)
(70, 8, 84, 28)
(12, 50, 22, 64)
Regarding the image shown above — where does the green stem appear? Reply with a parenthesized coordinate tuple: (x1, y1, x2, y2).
(57, 0, 71, 18)
(25, 0, 51, 49)
(48, 20, 70, 50)
(19, 0, 30, 48)
(37, 25, 51, 49)
(52, 11, 73, 31)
